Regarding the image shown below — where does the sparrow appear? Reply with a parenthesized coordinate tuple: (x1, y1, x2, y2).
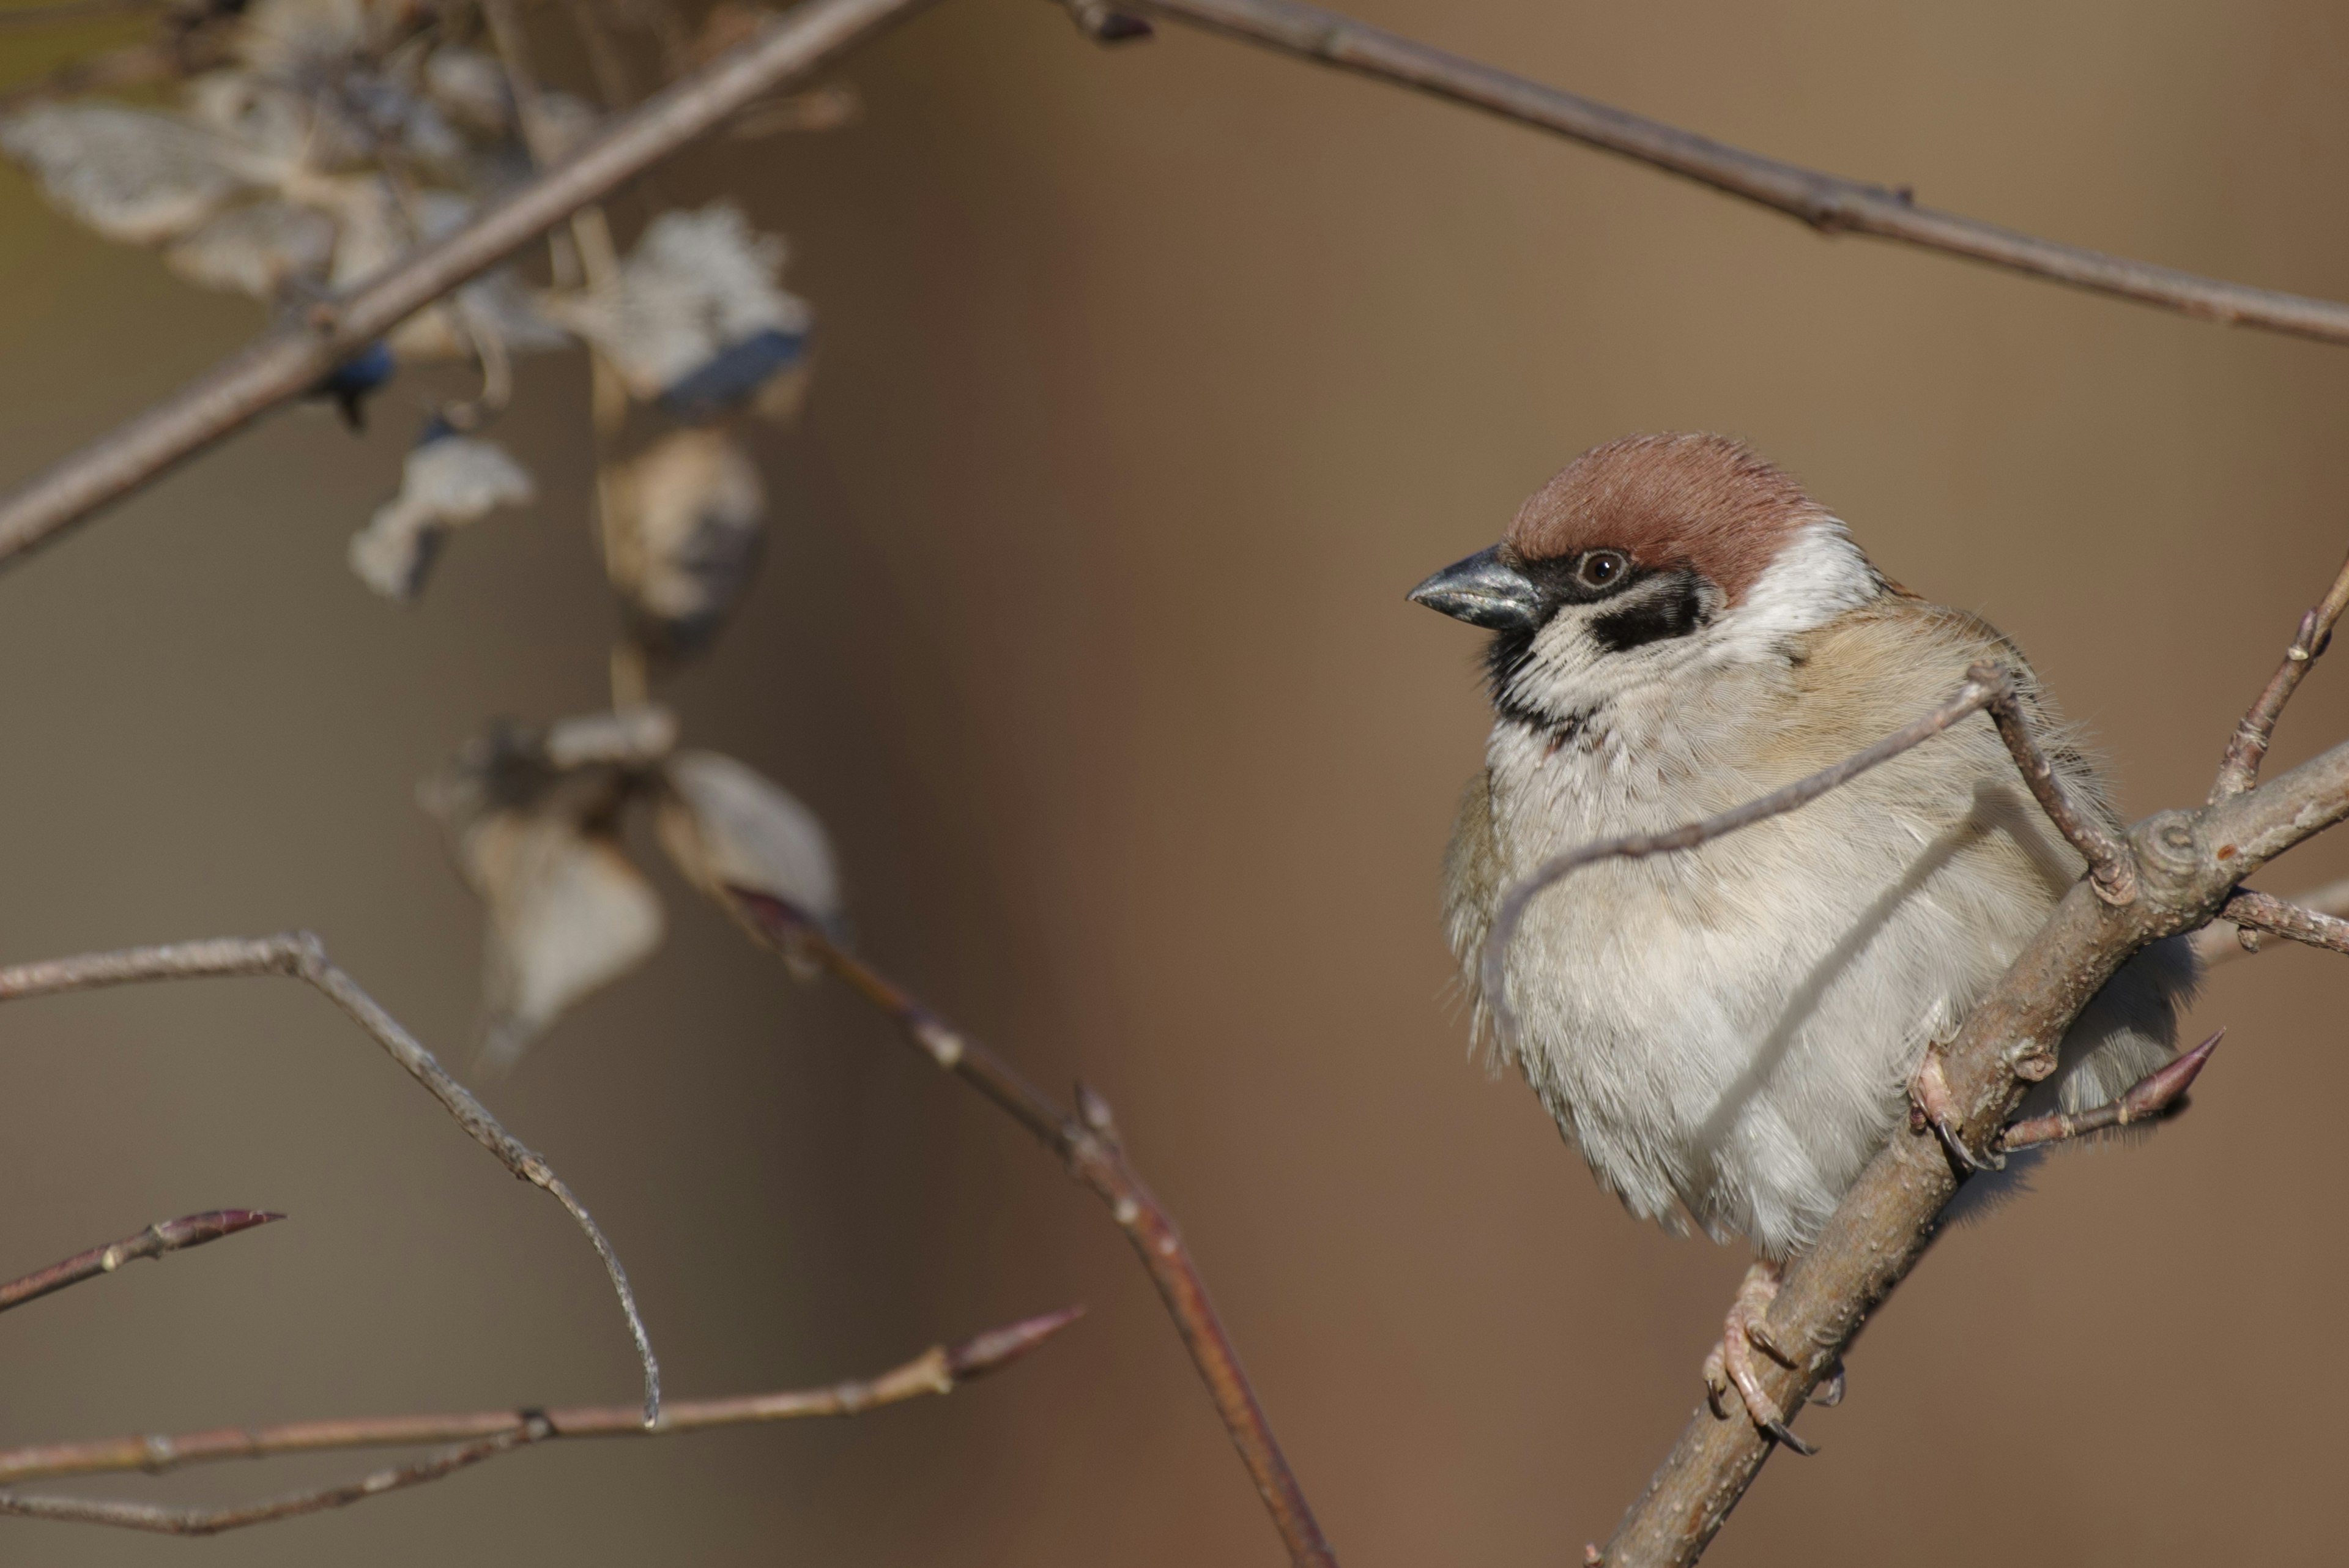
(1411, 433, 2197, 1444)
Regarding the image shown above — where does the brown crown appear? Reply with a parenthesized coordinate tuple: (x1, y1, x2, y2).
(1502, 433, 1827, 606)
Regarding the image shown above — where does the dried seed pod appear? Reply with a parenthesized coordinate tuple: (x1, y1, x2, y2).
(422, 710, 679, 1073)
(0, 104, 258, 244)
(656, 750, 842, 969)
(547, 204, 812, 420)
(349, 428, 535, 600)
(603, 429, 766, 661)
(164, 199, 338, 298)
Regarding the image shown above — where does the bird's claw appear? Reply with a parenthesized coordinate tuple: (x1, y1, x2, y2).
(1909, 1044, 2003, 1174)
(1701, 1260, 1817, 1455)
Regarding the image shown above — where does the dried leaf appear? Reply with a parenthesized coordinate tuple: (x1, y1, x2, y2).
(421, 46, 512, 138)
(656, 751, 842, 949)
(423, 711, 678, 1072)
(231, 0, 371, 77)
(604, 429, 765, 661)
(163, 198, 336, 297)
(349, 429, 534, 600)
(459, 810, 663, 1075)
(0, 103, 256, 243)
(323, 179, 568, 360)
(547, 203, 812, 417)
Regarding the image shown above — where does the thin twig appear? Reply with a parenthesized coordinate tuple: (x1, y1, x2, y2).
(2208, 888, 2349, 957)
(1480, 673, 2005, 1044)
(1996, 1029, 2221, 1152)
(0, 1308, 1080, 1493)
(1965, 661, 2138, 904)
(1603, 696, 2349, 1558)
(0, 1430, 532, 1536)
(7, 0, 2349, 574)
(0, 1210, 280, 1315)
(0, 935, 662, 1426)
(0, 0, 940, 570)
(2211, 549, 2349, 798)
(2194, 874, 2349, 964)
(726, 889, 1338, 1568)
(1134, 0, 2349, 341)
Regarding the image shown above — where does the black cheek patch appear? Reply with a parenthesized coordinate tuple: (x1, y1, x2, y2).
(1590, 573, 1709, 653)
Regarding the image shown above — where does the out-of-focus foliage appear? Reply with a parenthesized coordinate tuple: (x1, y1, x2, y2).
(0, 0, 842, 1070)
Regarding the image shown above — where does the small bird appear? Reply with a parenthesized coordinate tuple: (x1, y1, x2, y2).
(1411, 433, 2195, 1443)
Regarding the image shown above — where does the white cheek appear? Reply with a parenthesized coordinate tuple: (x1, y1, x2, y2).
(1716, 519, 1879, 655)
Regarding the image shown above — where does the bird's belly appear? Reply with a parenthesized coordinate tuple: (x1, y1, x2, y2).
(1493, 798, 2038, 1257)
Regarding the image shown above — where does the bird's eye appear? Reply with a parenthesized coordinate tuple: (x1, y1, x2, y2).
(1576, 550, 1630, 590)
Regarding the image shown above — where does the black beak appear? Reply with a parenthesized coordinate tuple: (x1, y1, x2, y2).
(1408, 545, 1542, 631)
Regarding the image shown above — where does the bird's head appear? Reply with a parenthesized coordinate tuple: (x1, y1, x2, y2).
(1409, 433, 1884, 730)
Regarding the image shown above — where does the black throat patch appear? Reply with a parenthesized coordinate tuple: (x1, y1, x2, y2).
(1590, 571, 1709, 653)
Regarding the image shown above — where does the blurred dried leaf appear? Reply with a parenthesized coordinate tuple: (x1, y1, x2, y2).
(604, 428, 765, 662)
(229, 0, 369, 77)
(162, 196, 336, 295)
(0, 102, 256, 242)
(421, 44, 512, 138)
(323, 178, 568, 359)
(423, 709, 679, 1072)
(656, 750, 842, 966)
(348, 429, 534, 600)
(546, 203, 812, 418)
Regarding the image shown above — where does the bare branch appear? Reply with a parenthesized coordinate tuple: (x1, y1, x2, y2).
(2205, 887, 2349, 959)
(2212, 549, 2349, 798)
(1481, 673, 2005, 1044)
(0, 0, 939, 570)
(1997, 1028, 2221, 1152)
(726, 890, 1338, 1568)
(1965, 661, 2138, 904)
(0, 935, 662, 1426)
(0, 1209, 281, 1315)
(7, 0, 2349, 577)
(2195, 875, 2349, 963)
(1600, 738, 2349, 1563)
(0, 1308, 1080, 1493)
(1135, 0, 2349, 341)
(0, 1430, 532, 1536)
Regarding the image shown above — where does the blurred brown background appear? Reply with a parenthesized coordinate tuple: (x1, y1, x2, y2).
(1, 0, 2346, 1562)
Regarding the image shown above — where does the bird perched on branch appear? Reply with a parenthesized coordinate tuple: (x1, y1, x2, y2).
(1411, 433, 2196, 1447)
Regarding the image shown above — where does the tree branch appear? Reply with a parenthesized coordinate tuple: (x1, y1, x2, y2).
(1481, 672, 2006, 1043)
(2212, 549, 2349, 798)
(6, 0, 2349, 576)
(0, 1209, 280, 1315)
(2207, 887, 2349, 958)
(1133, 0, 2349, 342)
(1599, 715, 2349, 1564)
(725, 889, 1338, 1568)
(0, 0, 940, 570)
(0, 1307, 1079, 1521)
(0, 935, 663, 1426)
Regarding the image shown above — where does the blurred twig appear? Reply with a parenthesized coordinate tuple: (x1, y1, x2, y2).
(0, 1210, 280, 1314)
(0, 935, 663, 1426)
(1132, 0, 2349, 341)
(0, 1308, 1080, 1528)
(6, 0, 2349, 573)
(727, 889, 1340, 1568)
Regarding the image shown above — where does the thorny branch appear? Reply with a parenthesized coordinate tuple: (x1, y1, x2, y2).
(1590, 560, 2349, 1565)
(725, 888, 1338, 1568)
(7, 0, 2349, 569)
(0, 934, 663, 1426)
(0, 1210, 280, 1315)
(1995, 1028, 2221, 1153)
(0, 1309, 1078, 1535)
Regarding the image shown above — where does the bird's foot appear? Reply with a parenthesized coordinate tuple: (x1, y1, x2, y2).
(1908, 1042, 2003, 1173)
(1701, 1260, 1815, 1455)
